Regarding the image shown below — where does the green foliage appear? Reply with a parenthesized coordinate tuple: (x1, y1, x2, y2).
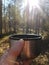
(2, 0, 23, 34)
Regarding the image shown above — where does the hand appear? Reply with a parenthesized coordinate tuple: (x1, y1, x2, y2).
(0, 39, 24, 65)
(10, 39, 24, 57)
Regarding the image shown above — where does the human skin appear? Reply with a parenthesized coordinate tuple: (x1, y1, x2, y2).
(0, 39, 24, 65)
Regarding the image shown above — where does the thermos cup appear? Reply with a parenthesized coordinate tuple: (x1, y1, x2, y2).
(9, 34, 42, 60)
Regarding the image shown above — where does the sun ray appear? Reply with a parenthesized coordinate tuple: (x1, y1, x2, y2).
(24, 0, 39, 11)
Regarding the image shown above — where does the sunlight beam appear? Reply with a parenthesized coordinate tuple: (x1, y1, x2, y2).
(24, 0, 39, 11)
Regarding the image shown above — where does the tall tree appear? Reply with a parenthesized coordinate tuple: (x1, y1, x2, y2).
(0, 0, 2, 34)
(25, 2, 30, 33)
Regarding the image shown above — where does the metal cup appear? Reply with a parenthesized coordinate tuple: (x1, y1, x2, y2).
(9, 34, 42, 60)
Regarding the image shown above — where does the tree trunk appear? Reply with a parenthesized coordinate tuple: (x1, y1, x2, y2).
(0, 0, 2, 34)
(26, 23, 29, 34)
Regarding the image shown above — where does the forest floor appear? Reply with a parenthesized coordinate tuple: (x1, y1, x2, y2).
(0, 36, 9, 56)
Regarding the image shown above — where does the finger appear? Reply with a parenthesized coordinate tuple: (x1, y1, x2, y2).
(10, 39, 24, 56)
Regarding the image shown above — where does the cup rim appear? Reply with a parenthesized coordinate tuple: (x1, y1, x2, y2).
(9, 34, 42, 40)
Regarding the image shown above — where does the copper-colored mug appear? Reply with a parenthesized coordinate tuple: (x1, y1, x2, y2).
(9, 34, 42, 60)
